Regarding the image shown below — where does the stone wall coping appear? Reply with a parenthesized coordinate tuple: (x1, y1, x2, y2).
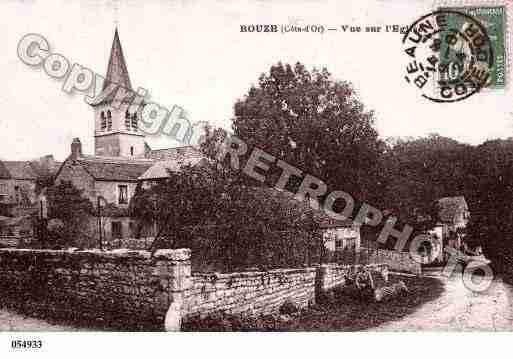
(192, 267, 318, 280)
(153, 248, 191, 261)
(320, 263, 387, 269)
(0, 247, 191, 262)
(191, 264, 388, 280)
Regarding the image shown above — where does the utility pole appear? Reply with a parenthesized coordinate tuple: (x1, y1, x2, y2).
(97, 196, 106, 250)
(39, 198, 48, 245)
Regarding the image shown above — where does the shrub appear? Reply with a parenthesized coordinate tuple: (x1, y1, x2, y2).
(279, 299, 299, 315)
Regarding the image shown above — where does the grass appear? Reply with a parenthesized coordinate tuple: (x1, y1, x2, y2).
(280, 274, 444, 331)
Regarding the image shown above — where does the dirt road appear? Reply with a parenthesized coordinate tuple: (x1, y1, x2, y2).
(374, 269, 513, 331)
(0, 310, 76, 331)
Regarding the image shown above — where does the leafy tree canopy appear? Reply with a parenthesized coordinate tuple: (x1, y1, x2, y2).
(230, 62, 384, 202)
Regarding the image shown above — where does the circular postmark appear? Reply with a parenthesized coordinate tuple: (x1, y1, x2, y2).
(402, 10, 494, 103)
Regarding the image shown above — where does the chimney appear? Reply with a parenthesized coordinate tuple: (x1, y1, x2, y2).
(71, 138, 82, 159)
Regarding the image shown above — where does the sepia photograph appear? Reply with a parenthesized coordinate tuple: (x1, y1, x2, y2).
(1, 0, 513, 356)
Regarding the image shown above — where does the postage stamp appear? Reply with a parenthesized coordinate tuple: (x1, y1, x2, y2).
(402, 10, 494, 102)
(435, 0, 512, 90)
(439, 5, 507, 88)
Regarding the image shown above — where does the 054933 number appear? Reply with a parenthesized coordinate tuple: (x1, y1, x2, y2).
(11, 340, 42, 349)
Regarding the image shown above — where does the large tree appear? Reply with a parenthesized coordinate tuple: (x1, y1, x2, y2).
(380, 134, 475, 227)
(230, 62, 384, 203)
(464, 139, 513, 274)
(130, 162, 321, 271)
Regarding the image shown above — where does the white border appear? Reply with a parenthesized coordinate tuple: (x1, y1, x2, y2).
(1, 332, 512, 359)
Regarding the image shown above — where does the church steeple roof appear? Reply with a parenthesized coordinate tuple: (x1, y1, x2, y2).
(103, 28, 132, 91)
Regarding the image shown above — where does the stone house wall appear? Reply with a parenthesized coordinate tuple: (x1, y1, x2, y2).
(368, 248, 422, 274)
(94, 181, 137, 207)
(322, 226, 361, 252)
(56, 161, 137, 207)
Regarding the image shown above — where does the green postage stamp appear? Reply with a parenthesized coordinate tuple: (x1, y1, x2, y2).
(438, 2, 508, 89)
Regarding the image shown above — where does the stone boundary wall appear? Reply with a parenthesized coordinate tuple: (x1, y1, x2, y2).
(368, 248, 422, 274)
(183, 263, 389, 320)
(102, 237, 154, 250)
(184, 268, 317, 319)
(0, 248, 190, 330)
(0, 248, 389, 330)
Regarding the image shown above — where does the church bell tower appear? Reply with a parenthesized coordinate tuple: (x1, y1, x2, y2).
(91, 29, 145, 158)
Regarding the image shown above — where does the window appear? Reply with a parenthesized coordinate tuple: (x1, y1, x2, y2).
(14, 185, 20, 204)
(345, 237, 357, 251)
(131, 113, 138, 131)
(111, 221, 122, 239)
(100, 112, 107, 131)
(335, 239, 344, 249)
(130, 146, 134, 156)
(125, 110, 131, 130)
(107, 110, 112, 131)
(0, 183, 6, 202)
(118, 185, 128, 204)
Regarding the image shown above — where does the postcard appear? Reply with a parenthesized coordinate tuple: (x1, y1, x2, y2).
(1, 0, 512, 349)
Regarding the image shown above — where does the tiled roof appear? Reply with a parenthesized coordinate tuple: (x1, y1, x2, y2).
(145, 146, 203, 161)
(138, 157, 207, 180)
(0, 156, 61, 180)
(76, 156, 153, 181)
(437, 196, 468, 222)
(1, 161, 37, 180)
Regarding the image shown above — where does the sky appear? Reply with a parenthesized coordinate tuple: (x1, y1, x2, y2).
(1, 0, 512, 161)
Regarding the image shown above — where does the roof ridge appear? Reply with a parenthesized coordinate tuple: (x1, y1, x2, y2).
(78, 155, 154, 164)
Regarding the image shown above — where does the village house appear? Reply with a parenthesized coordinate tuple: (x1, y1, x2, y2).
(431, 196, 469, 247)
(424, 195, 470, 262)
(137, 147, 206, 187)
(258, 187, 362, 254)
(0, 155, 60, 245)
(0, 160, 38, 213)
(319, 217, 361, 252)
(0, 155, 61, 214)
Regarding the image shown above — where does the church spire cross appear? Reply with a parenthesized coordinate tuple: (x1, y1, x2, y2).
(103, 28, 132, 91)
